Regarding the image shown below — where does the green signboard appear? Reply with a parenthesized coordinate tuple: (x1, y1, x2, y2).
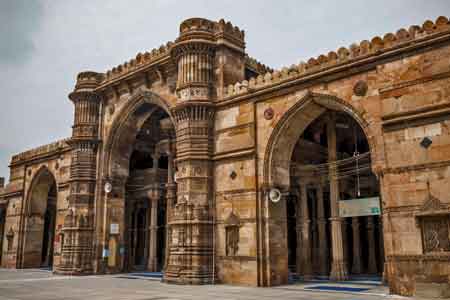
(338, 197, 381, 217)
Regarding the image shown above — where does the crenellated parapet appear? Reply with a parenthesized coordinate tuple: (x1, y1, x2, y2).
(103, 42, 174, 83)
(10, 139, 70, 166)
(178, 18, 245, 49)
(245, 54, 273, 75)
(223, 16, 450, 99)
(96, 18, 255, 100)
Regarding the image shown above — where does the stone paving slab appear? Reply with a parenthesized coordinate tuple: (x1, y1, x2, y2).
(0, 269, 399, 300)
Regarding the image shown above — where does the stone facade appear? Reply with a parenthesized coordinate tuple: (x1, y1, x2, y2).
(1, 16, 450, 297)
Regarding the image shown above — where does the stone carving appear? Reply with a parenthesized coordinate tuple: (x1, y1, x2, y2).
(6, 227, 14, 251)
(421, 217, 450, 253)
(224, 212, 240, 256)
(414, 181, 450, 254)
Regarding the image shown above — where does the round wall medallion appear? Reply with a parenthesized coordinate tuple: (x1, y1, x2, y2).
(264, 107, 274, 120)
(353, 80, 368, 96)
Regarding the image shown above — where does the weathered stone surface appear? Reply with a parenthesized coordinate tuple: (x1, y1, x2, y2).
(1, 16, 450, 297)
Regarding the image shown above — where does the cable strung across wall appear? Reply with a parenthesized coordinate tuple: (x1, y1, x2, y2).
(292, 151, 374, 182)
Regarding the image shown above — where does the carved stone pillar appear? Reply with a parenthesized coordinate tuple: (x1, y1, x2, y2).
(297, 183, 312, 278)
(57, 71, 103, 275)
(351, 217, 362, 274)
(316, 184, 328, 276)
(147, 196, 159, 272)
(379, 217, 386, 282)
(367, 216, 378, 274)
(327, 112, 348, 281)
(164, 23, 216, 284)
(152, 153, 160, 170)
(342, 219, 349, 271)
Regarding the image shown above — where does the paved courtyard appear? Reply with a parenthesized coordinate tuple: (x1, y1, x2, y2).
(0, 268, 400, 300)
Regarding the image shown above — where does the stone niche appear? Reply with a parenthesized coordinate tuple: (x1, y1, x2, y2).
(411, 184, 450, 299)
(420, 216, 450, 253)
(224, 212, 240, 257)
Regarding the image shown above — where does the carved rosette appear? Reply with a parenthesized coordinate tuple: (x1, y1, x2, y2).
(56, 71, 103, 275)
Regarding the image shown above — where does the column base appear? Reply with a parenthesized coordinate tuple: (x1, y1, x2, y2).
(54, 266, 93, 276)
(147, 257, 158, 272)
(382, 262, 388, 284)
(330, 260, 348, 281)
(163, 267, 216, 285)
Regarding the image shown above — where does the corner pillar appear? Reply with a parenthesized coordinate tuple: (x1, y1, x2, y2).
(164, 33, 216, 284)
(56, 71, 103, 275)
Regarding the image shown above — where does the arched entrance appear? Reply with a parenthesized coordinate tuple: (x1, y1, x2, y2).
(102, 90, 175, 273)
(124, 108, 172, 272)
(23, 167, 57, 268)
(262, 92, 383, 284)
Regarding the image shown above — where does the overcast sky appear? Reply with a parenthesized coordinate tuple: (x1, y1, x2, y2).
(0, 1, 449, 181)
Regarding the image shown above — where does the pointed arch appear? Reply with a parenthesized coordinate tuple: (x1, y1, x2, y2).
(102, 89, 175, 182)
(263, 92, 377, 190)
(21, 165, 57, 268)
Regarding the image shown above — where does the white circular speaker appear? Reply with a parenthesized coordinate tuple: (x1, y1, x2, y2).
(104, 182, 112, 194)
(268, 188, 282, 203)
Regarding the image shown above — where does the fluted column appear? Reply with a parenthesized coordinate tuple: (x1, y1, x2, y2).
(327, 112, 348, 281)
(367, 216, 378, 274)
(297, 183, 312, 278)
(316, 184, 328, 276)
(351, 217, 362, 274)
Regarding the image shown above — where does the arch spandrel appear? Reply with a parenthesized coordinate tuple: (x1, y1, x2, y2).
(262, 92, 379, 190)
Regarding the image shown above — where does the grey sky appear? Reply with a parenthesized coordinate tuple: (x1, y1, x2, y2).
(0, 0, 449, 181)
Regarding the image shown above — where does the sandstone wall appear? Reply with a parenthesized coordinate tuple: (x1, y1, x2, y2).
(0, 140, 71, 268)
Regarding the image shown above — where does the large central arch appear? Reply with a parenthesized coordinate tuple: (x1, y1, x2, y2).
(259, 92, 381, 286)
(103, 89, 175, 180)
(96, 89, 176, 273)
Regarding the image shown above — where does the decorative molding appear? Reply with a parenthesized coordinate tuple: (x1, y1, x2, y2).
(382, 159, 450, 175)
(379, 69, 450, 96)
